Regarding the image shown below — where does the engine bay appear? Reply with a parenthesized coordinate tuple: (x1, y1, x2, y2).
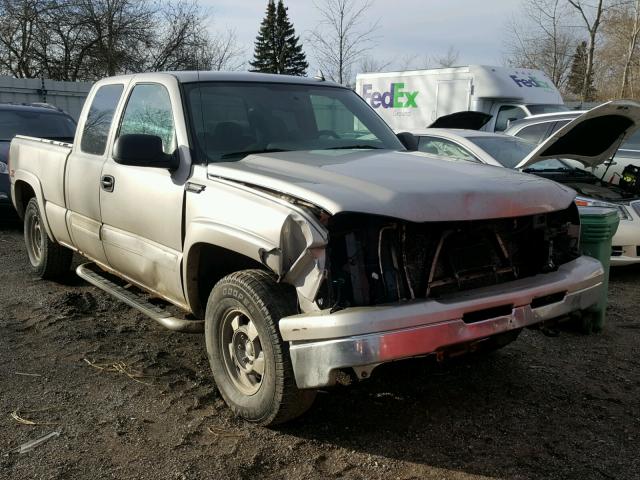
(320, 206, 581, 309)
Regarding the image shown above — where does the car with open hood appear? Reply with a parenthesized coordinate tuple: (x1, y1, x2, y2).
(412, 101, 640, 265)
(9, 72, 606, 425)
(504, 108, 640, 187)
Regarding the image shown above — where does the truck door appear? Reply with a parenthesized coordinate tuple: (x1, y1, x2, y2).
(435, 80, 471, 119)
(65, 83, 125, 265)
(99, 81, 188, 306)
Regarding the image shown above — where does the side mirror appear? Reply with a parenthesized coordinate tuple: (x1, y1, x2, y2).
(397, 132, 418, 151)
(113, 134, 179, 169)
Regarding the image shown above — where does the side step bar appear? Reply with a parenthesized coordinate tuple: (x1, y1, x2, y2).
(76, 263, 204, 333)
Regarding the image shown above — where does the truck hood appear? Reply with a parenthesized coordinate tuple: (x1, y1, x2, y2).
(207, 150, 575, 222)
(516, 100, 640, 169)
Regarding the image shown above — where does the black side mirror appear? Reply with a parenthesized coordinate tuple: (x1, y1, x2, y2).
(397, 132, 418, 151)
(113, 134, 179, 169)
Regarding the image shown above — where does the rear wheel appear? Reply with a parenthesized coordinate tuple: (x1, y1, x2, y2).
(24, 198, 72, 280)
(205, 269, 316, 425)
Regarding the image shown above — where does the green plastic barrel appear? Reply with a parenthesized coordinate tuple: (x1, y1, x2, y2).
(577, 206, 620, 333)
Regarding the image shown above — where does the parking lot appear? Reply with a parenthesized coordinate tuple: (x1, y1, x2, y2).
(0, 219, 638, 479)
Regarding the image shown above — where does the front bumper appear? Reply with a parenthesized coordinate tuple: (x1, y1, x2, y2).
(281, 256, 604, 389)
(611, 210, 640, 265)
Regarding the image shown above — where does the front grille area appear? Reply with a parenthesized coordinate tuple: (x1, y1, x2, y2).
(612, 246, 624, 257)
(324, 206, 581, 309)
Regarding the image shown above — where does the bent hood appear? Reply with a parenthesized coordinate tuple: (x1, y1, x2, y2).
(516, 100, 640, 169)
(207, 150, 575, 223)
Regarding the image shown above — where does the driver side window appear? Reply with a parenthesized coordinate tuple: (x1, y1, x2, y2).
(118, 83, 176, 155)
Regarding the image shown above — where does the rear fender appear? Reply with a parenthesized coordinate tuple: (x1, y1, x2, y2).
(12, 171, 54, 240)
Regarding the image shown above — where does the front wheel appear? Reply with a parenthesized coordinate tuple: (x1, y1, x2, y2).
(205, 269, 316, 425)
(24, 198, 72, 280)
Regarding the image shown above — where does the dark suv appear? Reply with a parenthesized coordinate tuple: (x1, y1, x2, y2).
(0, 103, 76, 216)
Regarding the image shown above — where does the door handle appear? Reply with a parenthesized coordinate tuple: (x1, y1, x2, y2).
(101, 175, 115, 192)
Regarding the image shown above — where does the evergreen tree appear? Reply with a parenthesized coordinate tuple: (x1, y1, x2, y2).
(250, 0, 277, 73)
(250, 0, 307, 76)
(274, 0, 308, 76)
(567, 41, 596, 101)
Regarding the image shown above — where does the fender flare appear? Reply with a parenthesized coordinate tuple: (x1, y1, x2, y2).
(12, 170, 55, 241)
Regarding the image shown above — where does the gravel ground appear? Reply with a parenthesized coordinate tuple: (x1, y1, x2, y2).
(1, 218, 639, 480)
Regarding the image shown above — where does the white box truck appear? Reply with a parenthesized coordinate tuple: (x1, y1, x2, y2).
(356, 65, 566, 132)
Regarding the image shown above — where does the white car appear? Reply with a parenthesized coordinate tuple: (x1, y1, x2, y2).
(505, 110, 640, 184)
(412, 101, 640, 266)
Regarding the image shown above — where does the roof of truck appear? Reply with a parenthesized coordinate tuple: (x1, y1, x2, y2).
(110, 71, 347, 88)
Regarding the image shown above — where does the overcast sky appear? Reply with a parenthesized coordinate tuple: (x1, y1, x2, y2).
(202, 0, 519, 71)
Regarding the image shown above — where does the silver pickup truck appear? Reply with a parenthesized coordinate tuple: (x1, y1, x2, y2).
(10, 72, 606, 425)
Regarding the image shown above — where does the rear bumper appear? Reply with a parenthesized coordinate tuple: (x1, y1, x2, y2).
(281, 256, 604, 389)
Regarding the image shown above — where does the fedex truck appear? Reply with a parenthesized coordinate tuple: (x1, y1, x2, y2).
(355, 65, 566, 132)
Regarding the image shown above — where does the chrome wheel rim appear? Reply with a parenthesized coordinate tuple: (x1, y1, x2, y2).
(25, 209, 43, 266)
(220, 309, 265, 396)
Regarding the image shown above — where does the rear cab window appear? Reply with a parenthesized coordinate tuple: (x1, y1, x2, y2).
(80, 84, 125, 155)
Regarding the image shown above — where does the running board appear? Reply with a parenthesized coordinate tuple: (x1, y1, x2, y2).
(76, 263, 204, 333)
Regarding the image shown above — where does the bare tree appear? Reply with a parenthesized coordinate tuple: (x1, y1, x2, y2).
(358, 54, 392, 74)
(308, 0, 379, 85)
(206, 29, 245, 71)
(619, 0, 640, 97)
(0, 0, 242, 80)
(504, 0, 576, 90)
(434, 45, 460, 68)
(567, 0, 605, 101)
(0, 0, 44, 77)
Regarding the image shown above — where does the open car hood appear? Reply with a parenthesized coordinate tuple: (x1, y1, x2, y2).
(428, 111, 492, 130)
(516, 100, 640, 169)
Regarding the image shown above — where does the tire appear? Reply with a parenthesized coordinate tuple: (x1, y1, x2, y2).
(24, 197, 72, 280)
(205, 269, 316, 426)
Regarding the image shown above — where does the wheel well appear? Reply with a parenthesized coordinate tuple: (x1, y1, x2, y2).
(13, 181, 35, 219)
(186, 243, 268, 318)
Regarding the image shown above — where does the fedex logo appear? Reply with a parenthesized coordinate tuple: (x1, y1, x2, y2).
(362, 83, 419, 109)
(510, 74, 552, 89)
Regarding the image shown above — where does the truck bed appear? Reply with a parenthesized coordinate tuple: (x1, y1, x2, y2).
(10, 135, 73, 210)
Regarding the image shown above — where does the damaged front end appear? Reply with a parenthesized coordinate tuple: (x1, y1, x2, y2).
(315, 204, 581, 310)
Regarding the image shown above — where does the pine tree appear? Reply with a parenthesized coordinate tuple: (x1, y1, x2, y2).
(250, 0, 277, 73)
(567, 41, 596, 101)
(274, 0, 308, 76)
(250, 0, 308, 76)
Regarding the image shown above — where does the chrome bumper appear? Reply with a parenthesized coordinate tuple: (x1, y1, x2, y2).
(281, 256, 604, 389)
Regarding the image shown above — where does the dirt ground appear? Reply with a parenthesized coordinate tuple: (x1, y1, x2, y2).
(0, 218, 639, 480)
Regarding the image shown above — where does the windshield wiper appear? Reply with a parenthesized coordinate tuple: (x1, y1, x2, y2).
(326, 145, 383, 150)
(220, 148, 291, 159)
(522, 167, 572, 173)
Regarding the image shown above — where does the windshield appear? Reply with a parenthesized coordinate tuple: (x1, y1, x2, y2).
(467, 136, 538, 168)
(0, 110, 76, 142)
(526, 104, 569, 115)
(621, 129, 640, 151)
(183, 82, 403, 162)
